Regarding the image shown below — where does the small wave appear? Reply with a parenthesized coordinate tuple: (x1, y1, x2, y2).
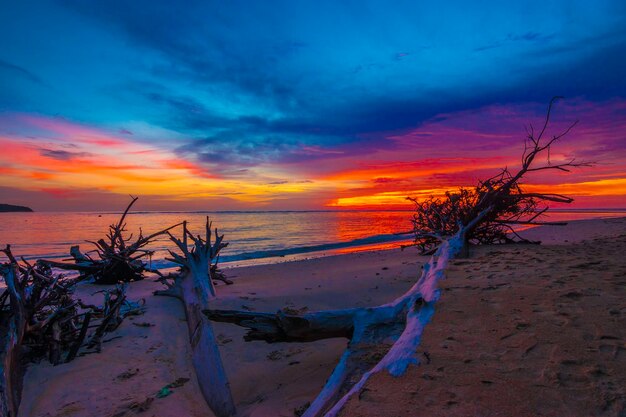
(147, 232, 412, 269)
(218, 232, 412, 263)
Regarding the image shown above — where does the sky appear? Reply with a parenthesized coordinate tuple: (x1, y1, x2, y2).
(1, 0, 625, 211)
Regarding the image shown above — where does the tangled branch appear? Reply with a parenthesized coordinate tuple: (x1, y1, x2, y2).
(409, 97, 592, 254)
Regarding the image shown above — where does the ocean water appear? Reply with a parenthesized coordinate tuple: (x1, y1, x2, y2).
(0, 210, 415, 268)
(0, 209, 624, 268)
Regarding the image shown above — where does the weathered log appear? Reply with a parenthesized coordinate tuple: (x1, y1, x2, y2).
(205, 309, 357, 343)
(155, 219, 236, 417)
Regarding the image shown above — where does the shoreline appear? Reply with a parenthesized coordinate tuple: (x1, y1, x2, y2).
(19, 216, 626, 417)
(221, 214, 626, 268)
(2, 208, 625, 214)
(3, 211, 626, 268)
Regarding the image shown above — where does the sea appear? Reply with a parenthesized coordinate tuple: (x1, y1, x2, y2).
(0, 209, 624, 269)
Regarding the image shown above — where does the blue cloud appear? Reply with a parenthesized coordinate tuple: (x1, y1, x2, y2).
(1, 0, 625, 173)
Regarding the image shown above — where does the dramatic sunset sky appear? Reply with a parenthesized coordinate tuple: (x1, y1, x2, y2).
(1, 1, 625, 211)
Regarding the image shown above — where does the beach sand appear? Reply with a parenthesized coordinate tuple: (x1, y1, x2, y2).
(20, 217, 626, 417)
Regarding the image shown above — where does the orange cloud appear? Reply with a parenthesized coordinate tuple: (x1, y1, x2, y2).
(0, 116, 222, 199)
(526, 178, 626, 197)
(0, 115, 327, 208)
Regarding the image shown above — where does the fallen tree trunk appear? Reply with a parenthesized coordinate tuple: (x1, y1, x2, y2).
(205, 309, 357, 343)
(205, 98, 589, 416)
(155, 219, 236, 417)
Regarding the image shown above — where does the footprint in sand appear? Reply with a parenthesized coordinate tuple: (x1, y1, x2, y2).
(145, 342, 162, 354)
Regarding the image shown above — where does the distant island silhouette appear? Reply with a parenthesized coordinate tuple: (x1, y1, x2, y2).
(0, 203, 34, 212)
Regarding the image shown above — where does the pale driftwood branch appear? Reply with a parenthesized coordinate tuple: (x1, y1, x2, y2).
(155, 219, 235, 417)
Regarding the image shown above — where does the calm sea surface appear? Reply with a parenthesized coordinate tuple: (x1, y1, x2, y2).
(0, 210, 624, 268)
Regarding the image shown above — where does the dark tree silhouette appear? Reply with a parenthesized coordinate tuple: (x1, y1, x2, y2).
(408, 96, 590, 257)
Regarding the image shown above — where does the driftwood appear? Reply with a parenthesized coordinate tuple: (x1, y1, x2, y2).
(205, 98, 589, 416)
(408, 97, 590, 257)
(82, 285, 145, 353)
(0, 246, 143, 417)
(38, 197, 182, 284)
(154, 219, 236, 417)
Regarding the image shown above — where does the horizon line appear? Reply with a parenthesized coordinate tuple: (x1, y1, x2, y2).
(3, 207, 626, 214)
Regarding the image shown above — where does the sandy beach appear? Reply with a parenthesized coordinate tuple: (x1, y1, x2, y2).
(20, 217, 626, 417)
